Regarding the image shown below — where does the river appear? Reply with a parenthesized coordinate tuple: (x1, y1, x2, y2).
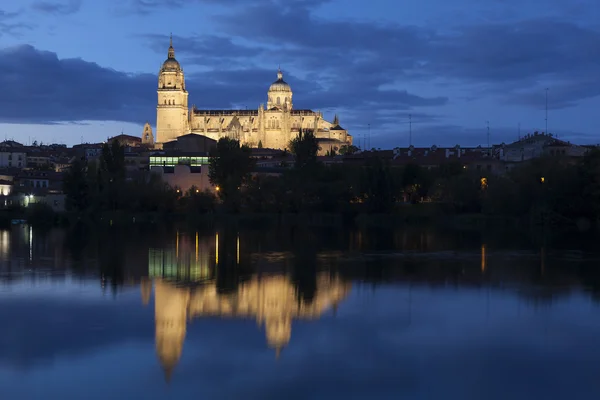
(1, 224, 599, 399)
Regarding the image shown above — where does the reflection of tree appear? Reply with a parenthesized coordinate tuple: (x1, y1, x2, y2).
(97, 230, 125, 294)
(291, 227, 317, 304)
(215, 228, 240, 296)
(64, 223, 90, 270)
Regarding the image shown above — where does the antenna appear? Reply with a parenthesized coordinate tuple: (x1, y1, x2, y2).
(545, 88, 549, 135)
(518, 122, 521, 140)
(368, 124, 371, 150)
(409, 114, 412, 146)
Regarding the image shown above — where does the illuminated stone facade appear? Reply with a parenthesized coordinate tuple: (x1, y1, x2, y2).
(154, 37, 353, 150)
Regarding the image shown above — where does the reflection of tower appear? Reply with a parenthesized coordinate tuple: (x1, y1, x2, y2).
(266, 316, 291, 359)
(154, 279, 190, 382)
(141, 277, 152, 306)
(256, 275, 296, 355)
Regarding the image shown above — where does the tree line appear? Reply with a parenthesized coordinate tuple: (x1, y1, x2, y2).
(61, 133, 600, 228)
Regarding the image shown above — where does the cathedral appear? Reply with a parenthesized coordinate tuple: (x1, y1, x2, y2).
(153, 36, 353, 150)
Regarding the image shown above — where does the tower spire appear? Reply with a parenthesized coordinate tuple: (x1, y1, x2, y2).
(168, 33, 175, 59)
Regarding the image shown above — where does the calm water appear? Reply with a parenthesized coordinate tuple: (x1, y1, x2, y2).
(1, 225, 600, 399)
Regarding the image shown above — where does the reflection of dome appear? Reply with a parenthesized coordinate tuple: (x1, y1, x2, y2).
(268, 68, 291, 92)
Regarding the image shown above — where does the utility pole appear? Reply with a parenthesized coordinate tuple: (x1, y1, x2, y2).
(545, 88, 549, 135)
(409, 114, 412, 147)
(368, 124, 371, 150)
(486, 121, 490, 156)
(518, 122, 521, 140)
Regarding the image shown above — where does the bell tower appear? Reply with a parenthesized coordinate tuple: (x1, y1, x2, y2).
(156, 34, 189, 144)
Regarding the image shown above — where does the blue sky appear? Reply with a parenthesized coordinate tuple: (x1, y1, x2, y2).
(0, 0, 598, 147)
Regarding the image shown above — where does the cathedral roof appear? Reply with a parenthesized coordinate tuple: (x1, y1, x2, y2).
(268, 68, 291, 92)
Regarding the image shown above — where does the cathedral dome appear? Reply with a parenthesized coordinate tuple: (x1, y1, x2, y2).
(161, 34, 181, 71)
(269, 68, 291, 92)
(162, 57, 181, 71)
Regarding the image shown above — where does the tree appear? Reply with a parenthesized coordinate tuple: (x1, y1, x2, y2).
(63, 158, 89, 211)
(339, 145, 359, 155)
(98, 141, 126, 210)
(289, 129, 319, 169)
(209, 137, 254, 212)
(258, 140, 263, 149)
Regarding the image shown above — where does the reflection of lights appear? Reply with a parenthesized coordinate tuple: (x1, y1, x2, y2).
(29, 226, 33, 261)
(481, 244, 486, 273)
(176, 230, 179, 258)
(215, 233, 219, 265)
(236, 235, 240, 264)
(195, 232, 198, 262)
(0, 230, 9, 258)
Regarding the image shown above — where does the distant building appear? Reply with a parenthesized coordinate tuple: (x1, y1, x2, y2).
(142, 123, 155, 147)
(0, 151, 26, 169)
(161, 133, 216, 153)
(496, 132, 588, 162)
(108, 134, 142, 148)
(149, 151, 213, 192)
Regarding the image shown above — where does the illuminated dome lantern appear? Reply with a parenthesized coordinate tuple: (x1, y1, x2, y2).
(267, 68, 293, 110)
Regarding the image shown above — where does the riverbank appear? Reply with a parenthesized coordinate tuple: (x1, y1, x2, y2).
(2, 202, 594, 233)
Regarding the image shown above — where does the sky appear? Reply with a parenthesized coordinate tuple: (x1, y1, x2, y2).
(0, 0, 598, 148)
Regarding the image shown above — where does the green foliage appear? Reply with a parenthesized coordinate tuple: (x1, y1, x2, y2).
(208, 137, 255, 212)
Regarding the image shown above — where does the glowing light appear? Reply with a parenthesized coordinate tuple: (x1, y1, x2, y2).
(540, 177, 545, 183)
(480, 177, 488, 189)
(215, 186, 220, 191)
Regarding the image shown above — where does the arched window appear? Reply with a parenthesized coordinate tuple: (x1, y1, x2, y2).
(164, 99, 167, 104)
(277, 97, 280, 105)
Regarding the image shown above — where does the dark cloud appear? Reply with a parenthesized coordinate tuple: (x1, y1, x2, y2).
(31, 0, 82, 15)
(0, 42, 443, 126)
(0, 45, 156, 124)
(125, 0, 328, 15)
(0, 9, 33, 37)
(211, 3, 600, 111)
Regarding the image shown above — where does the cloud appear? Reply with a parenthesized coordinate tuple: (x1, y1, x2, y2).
(209, 3, 600, 112)
(124, 0, 326, 15)
(31, 0, 82, 15)
(0, 9, 33, 37)
(0, 41, 443, 126)
(0, 45, 156, 124)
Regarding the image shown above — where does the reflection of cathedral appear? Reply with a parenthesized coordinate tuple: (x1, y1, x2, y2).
(141, 233, 351, 381)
